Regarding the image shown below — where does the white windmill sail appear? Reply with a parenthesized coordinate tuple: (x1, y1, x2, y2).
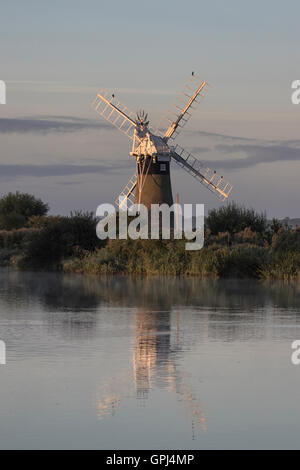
(156, 74, 209, 141)
(91, 90, 138, 141)
(115, 173, 137, 210)
(171, 144, 233, 201)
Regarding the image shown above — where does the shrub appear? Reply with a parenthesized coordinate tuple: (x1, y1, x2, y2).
(272, 229, 300, 253)
(207, 202, 267, 235)
(0, 248, 22, 266)
(260, 251, 300, 280)
(28, 215, 60, 229)
(223, 246, 270, 278)
(186, 247, 229, 278)
(0, 228, 38, 249)
(0, 192, 49, 230)
(270, 218, 283, 234)
(24, 212, 103, 266)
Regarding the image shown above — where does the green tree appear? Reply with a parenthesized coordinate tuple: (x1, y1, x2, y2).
(270, 218, 283, 234)
(0, 192, 49, 230)
(272, 229, 300, 253)
(206, 202, 267, 236)
(25, 211, 103, 265)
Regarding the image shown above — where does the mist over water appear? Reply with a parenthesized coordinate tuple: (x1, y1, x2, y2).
(0, 269, 300, 449)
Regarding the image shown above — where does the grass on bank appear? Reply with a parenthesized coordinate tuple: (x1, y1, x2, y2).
(0, 194, 299, 280)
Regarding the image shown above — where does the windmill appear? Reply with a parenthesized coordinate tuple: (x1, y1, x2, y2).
(91, 74, 233, 212)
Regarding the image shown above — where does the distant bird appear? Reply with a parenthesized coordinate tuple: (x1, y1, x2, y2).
(112, 93, 115, 99)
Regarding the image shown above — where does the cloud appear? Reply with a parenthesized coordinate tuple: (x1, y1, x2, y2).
(190, 131, 300, 170)
(2, 119, 300, 173)
(0, 116, 110, 134)
(55, 181, 83, 186)
(197, 130, 255, 142)
(209, 143, 300, 170)
(0, 162, 132, 179)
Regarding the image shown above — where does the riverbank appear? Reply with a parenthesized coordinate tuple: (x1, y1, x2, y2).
(62, 239, 300, 280)
(1, 225, 299, 280)
(0, 199, 299, 280)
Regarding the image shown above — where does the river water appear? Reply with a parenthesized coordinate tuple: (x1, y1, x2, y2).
(0, 268, 299, 449)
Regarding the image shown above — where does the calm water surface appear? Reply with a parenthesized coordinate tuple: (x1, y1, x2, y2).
(0, 268, 300, 449)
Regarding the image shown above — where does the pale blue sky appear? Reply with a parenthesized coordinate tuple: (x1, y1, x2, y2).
(0, 0, 299, 216)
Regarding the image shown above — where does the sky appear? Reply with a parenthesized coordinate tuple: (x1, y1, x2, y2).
(0, 0, 299, 217)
